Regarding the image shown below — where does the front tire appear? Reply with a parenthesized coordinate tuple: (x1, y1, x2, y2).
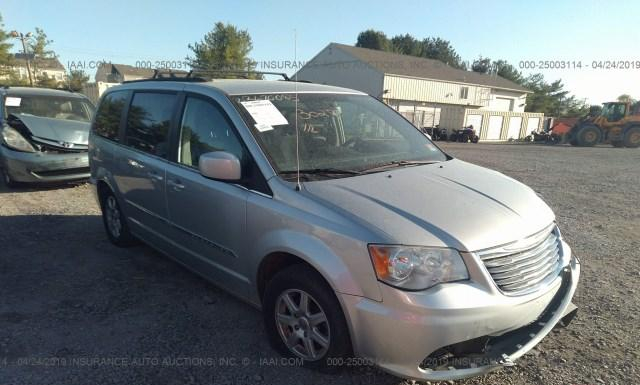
(263, 264, 351, 370)
(576, 125, 602, 146)
(100, 190, 136, 247)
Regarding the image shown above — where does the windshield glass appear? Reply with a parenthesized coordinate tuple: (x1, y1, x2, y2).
(232, 93, 447, 177)
(4, 95, 94, 122)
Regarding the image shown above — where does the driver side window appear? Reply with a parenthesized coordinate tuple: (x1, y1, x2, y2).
(178, 97, 244, 168)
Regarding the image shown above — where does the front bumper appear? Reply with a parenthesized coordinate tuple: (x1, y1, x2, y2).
(0, 145, 90, 183)
(340, 241, 580, 381)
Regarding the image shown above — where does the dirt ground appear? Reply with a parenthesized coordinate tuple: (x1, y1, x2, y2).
(0, 143, 638, 385)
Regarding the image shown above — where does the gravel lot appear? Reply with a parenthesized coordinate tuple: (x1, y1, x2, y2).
(1, 143, 638, 385)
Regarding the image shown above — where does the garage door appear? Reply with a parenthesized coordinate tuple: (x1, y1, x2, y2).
(416, 107, 441, 127)
(527, 117, 540, 133)
(486, 116, 504, 140)
(507, 117, 523, 139)
(466, 114, 482, 130)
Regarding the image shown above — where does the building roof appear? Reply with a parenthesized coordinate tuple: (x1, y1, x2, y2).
(112, 64, 155, 78)
(13, 55, 65, 71)
(328, 43, 529, 93)
(95, 63, 155, 82)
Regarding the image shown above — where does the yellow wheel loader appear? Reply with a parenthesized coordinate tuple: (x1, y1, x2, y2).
(569, 102, 640, 148)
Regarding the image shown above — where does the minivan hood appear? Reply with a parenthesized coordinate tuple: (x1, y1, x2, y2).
(303, 159, 555, 252)
(10, 114, 90, 145)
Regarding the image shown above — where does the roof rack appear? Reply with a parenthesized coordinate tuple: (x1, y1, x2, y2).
(123, 68, 292, 84)
(188, 68, 290, 81)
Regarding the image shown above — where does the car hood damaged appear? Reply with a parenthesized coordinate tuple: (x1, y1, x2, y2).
(8, 113, 90, 147)
(303, 159, 555, 251)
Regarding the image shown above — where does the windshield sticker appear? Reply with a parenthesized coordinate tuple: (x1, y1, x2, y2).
(240, 100, 288, 126)
(254, 123, 274, 132)
(5, 97, 21, 107)
(236, 94, 299, 103)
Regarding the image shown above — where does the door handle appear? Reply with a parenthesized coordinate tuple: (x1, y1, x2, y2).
(127, 159, 145, 169)
(167, 179, 185, 191)
(147, 171, 164, 181)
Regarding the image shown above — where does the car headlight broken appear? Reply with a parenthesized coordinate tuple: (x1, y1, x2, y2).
(1, 126, 36, 153)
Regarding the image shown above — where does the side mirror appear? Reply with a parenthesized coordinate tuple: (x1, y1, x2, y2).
(198, 151, 241, 181)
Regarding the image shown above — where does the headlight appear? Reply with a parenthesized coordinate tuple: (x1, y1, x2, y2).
(368, 245, 469, 290)
(1, 126, 36, 152)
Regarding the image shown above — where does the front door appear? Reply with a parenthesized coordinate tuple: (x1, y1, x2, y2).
(164, 95, 250, 294)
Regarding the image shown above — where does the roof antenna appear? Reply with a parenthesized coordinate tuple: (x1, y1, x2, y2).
(294, 29, 302, 192)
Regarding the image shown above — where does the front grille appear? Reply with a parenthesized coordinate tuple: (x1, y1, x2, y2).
(38, 143, 88, 154)
(32, 137, 88, 153)
(477, 225, 562, 294)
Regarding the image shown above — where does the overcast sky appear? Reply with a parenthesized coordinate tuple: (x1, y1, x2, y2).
(3, 0, 639, 104)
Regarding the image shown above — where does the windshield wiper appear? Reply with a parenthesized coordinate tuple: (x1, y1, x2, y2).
(360, 160, 441, 173)
(279, 168, 362, 179)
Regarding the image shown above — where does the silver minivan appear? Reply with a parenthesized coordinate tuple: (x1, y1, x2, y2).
(89, 76, 579, 381)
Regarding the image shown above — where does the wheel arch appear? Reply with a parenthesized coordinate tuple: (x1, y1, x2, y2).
(96, 179, 113, 205)
(255, 247, 369, 304)
(250, 229, 381, 304)
(256, 248, 362, 359)
(579, 122, 603, 133)
(622, 122, 640, 133)
(257, 251, 312, 303)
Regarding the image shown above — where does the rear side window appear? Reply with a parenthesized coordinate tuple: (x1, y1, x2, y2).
(125, 92, 176, 157)
(93, 91, 128, 141)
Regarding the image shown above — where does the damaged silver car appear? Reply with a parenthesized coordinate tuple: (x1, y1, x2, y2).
(0, 87, 94, 187)
(90, 77, 579, 382)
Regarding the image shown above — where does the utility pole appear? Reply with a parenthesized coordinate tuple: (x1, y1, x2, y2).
(10, 31, 34, 87)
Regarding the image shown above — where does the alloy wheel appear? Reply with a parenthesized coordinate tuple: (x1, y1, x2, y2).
(105, 196, 122, 238)
(275, 289, 330, 361)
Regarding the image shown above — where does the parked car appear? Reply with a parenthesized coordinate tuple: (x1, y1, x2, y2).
(0, 87, 94, 186)
(89, 77, 579, 382)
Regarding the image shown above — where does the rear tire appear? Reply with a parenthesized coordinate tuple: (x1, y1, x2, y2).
(263, 264, 351, 371)
(576, 125, 602, 146)
(449, 134, 457, 142)
(461, 133, 470, 143)
(623, 127, 640, 148)
(100, 189, 136, 247)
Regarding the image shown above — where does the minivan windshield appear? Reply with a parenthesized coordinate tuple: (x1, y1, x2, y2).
(232, 93, 447, 178)
(5, 95, 94, 122)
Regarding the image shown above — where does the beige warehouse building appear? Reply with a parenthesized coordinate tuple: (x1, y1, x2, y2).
(295, 43, 543, 141)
